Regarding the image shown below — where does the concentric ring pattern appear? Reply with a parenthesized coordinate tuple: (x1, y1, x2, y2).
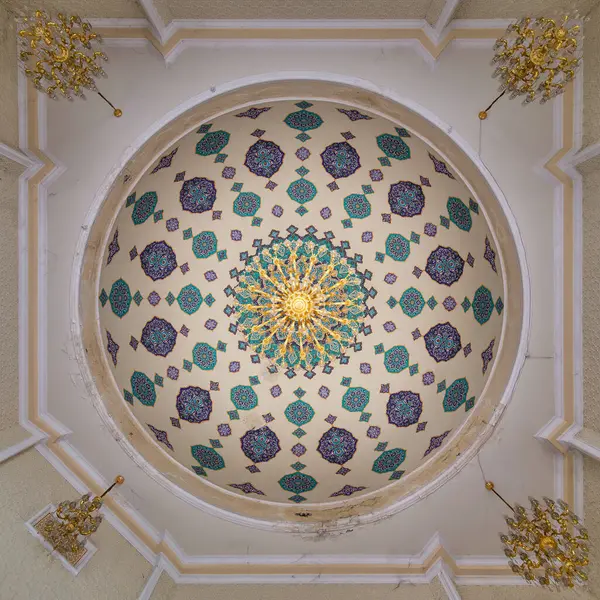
(98, 100, 504, 504)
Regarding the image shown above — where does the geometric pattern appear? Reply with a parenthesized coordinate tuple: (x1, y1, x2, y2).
(99, 99, 505, 504)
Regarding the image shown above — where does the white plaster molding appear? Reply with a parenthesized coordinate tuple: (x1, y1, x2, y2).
(0, 432, 47, 464)
(436, 560, 462, 600)
(566, 141, 600, 169)
(69, 72, 530, 535)
(136, 0, 168, 45)
(432, 0, 462, 44)
(561, 427, 600, 461)
(0, 142, 36, 168)
(138, 560, 166, 600)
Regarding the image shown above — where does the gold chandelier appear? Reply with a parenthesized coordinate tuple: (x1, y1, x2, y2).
(234, 239, 367, 371)
(18, 11, 122, 116)
(39, 475, 124, 561)
(486, 481, 590, 588)
(479, 13, 583, 119)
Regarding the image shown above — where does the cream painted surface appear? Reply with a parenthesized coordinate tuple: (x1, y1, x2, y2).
(582, 167, 600, 431)
(167, 0, 430, 20)
(583, 4, 600, 148)
(0, 448, 153, 600)
(0, 157, 28, 448)
(45, 42, 553, 554)
(454, 0, 599, 19)
(0, 3, 19, 148)
(0, 0, 144, 18)
(151, 579, 448, 599)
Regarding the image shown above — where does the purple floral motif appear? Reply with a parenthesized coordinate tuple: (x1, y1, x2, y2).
(229, 361, 240, 373)
(362, 231, 373, 242)
(270, 385, 282, 397)
(240, 426, 281, 463)
(236, 106, 272, 119)
(318, 386, 330, 399)
(291, 443, 306, 456)
(320, 207, 332, 219)
(370, 169, 383, 182)
(176, 386, 212, 423)
(360, 363, 371, 374)
(229, 482, 265, 495)
(317, 427, 358, 465)
(428, 152, 455, 179)
(147, 424, 174, 451)
(424, 430, 451, 457)
(107, 229, 120, 265)
(170, 417, 181, 428)
(147, 291, 161, 306)
(140, 241, 177, 281)
(141, 317, 177, 357)
(325, 414, 337, 424)
(387, 391, 422, 427)
(151, 147, 178, 174)
(383, 321, 396, 333)
(425, 246, 464, 286)
(180, 177, 217, 213)
(222, 167, 236, 179)
(244, 139, 284, 178)
(218, 424, 231, 436)
(106, 330, 119, 366)
(443, 297, 457, 311)
(484, 237, 498, 273)
(424, 322, 462, 362)
(272, 205, 284, 217)
(205, 319, 217, 330)
(388, 181, 425, 217)
(482, 339, 496, 374)
(167, 366, 179, 380)
(321, 141, 361, 179)
(330, 485, 367, 497)
(420, 175, 431, 187)
(166, 218, 179, 232)
(424, 223, 437, 237)
(295, 147, 311, 161)
(417, 422, 427, 432)
(384, 273, 397, 284)
(337, 108, 372, 121)
(422, 372, 435, 385)
(367, 426, 381, 438)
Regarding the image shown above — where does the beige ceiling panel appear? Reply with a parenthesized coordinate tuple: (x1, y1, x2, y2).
(425, 0, 447, 27)
(0, 0, 144, 18)
(454, 0, 599, 19)
(168, 0, 431, 20)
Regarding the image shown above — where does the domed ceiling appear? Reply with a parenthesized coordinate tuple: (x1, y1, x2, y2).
(97, 100, 504, 505)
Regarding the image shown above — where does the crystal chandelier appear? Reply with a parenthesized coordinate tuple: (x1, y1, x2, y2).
(486, 481, 590, 588)
(479, 14, 583, 119)
(18, 11, 122, 116)
(40, 476, 124, 560)
(234, 238, 367, 371)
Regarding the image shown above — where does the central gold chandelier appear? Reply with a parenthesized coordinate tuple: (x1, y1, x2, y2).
(479, 13, 583, 119)
(486, 481, 590, 589)
(234, 238, 367, 371)
(18, 11, 122, 116)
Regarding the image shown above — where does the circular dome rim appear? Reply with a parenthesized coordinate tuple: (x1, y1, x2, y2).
(76, 77, 528, 531)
